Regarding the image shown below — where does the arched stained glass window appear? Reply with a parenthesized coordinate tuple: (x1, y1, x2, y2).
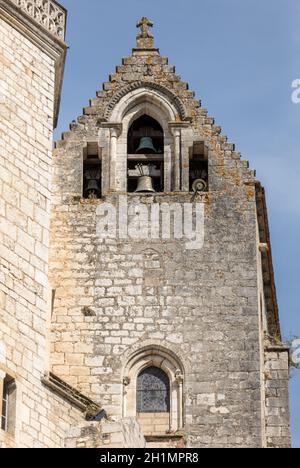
(137, 366, 170, 413)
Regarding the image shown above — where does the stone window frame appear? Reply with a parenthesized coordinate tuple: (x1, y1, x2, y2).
(100, 86, 194, 194)
(137, 366, 171, 413)
(0, 367, 17, 436)
(82, 141, 102, 199)
(122, 346, 184, 433)
(122, 100, 174, 193)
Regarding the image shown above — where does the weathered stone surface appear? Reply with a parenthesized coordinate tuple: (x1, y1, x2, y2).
(0, 5, 290, 448)
(49, 16, 290, 447)
(0, 1, 81, 449)
(65, 418, 145, 448)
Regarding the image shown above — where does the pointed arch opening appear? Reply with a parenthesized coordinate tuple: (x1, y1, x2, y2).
(127, 115, 164, 193)
(127, 115, 164, 155)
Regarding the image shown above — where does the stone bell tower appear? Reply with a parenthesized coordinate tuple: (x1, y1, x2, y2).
(49, 18, 291, 448)
(1, 5, 290, 447)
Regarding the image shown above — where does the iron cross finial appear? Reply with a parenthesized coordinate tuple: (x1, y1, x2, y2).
(137, 17, 154, 38)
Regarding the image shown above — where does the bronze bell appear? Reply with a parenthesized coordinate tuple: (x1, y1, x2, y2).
(192, 178, 207, 193)
(135, 175, 156, 193)
(135, 137, 157, 154)
(85, 179, 100, 199)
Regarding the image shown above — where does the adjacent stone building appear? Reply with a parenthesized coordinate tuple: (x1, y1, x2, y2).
(0, 2, 291, 448)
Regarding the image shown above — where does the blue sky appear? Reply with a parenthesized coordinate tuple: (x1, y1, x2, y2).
(55, 0, 300, 447)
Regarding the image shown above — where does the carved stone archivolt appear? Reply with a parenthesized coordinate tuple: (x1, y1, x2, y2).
(11, 0, 66, 39)
(104, 81, 189, 122)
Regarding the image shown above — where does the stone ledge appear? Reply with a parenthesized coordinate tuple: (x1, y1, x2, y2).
(42, 372, 102, 414)
(265, 345, 290, 353)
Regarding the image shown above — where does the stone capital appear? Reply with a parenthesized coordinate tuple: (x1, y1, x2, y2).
(100, 122, 123, 138)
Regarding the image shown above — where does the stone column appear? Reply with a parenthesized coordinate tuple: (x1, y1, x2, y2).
(100, 123, 122, 193)
(175, 371, 184, 430)
(173, 129, 181, 191)
(180, 127, 193, 192)
(164, 136, 173, 192)
(170, 123, 193, 192)
(98, 126, 110, 196)
(109, 128, 118, 191)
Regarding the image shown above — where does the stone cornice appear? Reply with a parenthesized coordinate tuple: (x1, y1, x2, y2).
(256, 182, 281, 340)
(0, 0, 67, 127)
(265, 345, 290, 353)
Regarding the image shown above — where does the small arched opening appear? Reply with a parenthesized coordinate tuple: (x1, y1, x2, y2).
(123, 345, 184, 436)
(137, 366, 170, 414)
(136, 366, 171, 436)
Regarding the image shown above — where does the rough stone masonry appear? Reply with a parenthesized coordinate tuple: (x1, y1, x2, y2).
(0, 1, 290, 448)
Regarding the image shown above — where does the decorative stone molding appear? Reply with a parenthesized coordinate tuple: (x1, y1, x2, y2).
(104, 81, 189, 121)
(0, 0, 68, 127)
(123, 377, 131, 386)
(175, 370, 184, 384)
(10, 0, 66, 39)
(122, 345, 185, 432)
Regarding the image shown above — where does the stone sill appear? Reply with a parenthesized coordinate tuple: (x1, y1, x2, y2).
(265, 345, 290, 353)
(126, 192, 209, 196)
(0, 429, 15, 443)
(75, 192, 209, 205)
(145, 432, 185, 439)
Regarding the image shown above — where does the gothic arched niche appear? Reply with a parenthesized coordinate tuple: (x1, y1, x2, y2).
(137, 366, 170, 413)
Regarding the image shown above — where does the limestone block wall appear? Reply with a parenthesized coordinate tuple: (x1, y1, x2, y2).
(264, 348, 291, 448)
(137, 412, 170, 437)
(50, 188, 264, 448)
(0, 14, 83, 447)
(65, 418, 146, 448)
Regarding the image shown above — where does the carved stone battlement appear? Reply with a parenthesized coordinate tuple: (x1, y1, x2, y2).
(10, 0, 66, 39)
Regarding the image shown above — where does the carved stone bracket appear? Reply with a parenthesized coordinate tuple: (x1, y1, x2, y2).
(175, 369, 184, 384)
(123, 376, 131, 386)
(100, 122, 123, 138)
